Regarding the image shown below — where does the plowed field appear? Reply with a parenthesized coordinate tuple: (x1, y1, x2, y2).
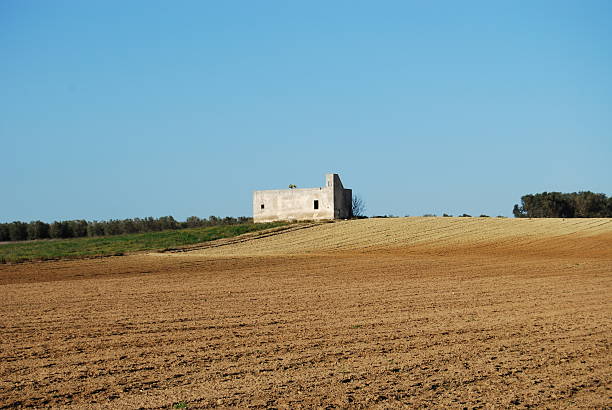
(1, 217, 611, 408)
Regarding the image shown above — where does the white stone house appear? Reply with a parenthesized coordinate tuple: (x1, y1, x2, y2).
(253, 174, 352, 222)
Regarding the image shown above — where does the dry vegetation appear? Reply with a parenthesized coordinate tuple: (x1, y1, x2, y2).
(1, 217, 610, 408)
(173, 217, 612, 258)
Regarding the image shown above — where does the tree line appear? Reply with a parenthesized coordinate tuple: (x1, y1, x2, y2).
(513, 191, 612, 218)
(0, 216, 252, 242)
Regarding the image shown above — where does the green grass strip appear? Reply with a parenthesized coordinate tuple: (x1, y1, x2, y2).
(0, 222, 287, 264)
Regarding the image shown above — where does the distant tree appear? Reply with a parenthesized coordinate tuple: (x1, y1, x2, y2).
(103, 220, 124, 236)
(49, 221, 73, 238)
(0, 224, 10, 241)
(87, 221, 105, 237)
(221, 216, 236, 225)
(186, 216, 202, 228)
(288, 184, 297, 189)
(574, 191, 608, 217)
(142, 217, 160, 232)
(27, 221, 50, 240)
(8, 222, 28, 241)
(158, 216, 178, 230)
(69, 220, 88, 237)
(122, 219, 140, 234)
(512, 204, 524, 218)
(513, 191, 611, 218)
(0, 214, 256, 242)
(351, 194, 366, 218)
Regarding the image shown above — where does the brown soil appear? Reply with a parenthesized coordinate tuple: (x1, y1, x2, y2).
(1, 218, 610, 408)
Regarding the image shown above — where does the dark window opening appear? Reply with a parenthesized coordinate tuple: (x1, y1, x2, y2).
(261, 204, 264, 209)
(314, 200, 319, 210)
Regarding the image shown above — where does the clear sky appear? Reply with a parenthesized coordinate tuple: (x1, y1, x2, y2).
(2, 1, 611, 222)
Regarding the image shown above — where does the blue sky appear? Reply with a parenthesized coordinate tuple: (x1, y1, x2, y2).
(2, 1, 611, 222)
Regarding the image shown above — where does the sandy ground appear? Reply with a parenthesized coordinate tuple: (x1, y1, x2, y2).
(0, 217, 610, 408)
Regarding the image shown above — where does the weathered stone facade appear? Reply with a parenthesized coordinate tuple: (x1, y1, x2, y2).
(253, 174, 352, 222)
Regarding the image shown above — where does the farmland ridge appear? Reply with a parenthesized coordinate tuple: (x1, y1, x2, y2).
(166, 217, 612, 258)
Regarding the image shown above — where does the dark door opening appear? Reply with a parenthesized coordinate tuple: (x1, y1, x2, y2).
(314, 200, 319, 210)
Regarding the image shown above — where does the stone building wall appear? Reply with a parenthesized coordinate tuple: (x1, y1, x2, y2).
(253, 174, 352, 222)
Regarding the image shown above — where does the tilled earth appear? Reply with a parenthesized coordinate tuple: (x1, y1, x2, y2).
(1, 218, 611, 408)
